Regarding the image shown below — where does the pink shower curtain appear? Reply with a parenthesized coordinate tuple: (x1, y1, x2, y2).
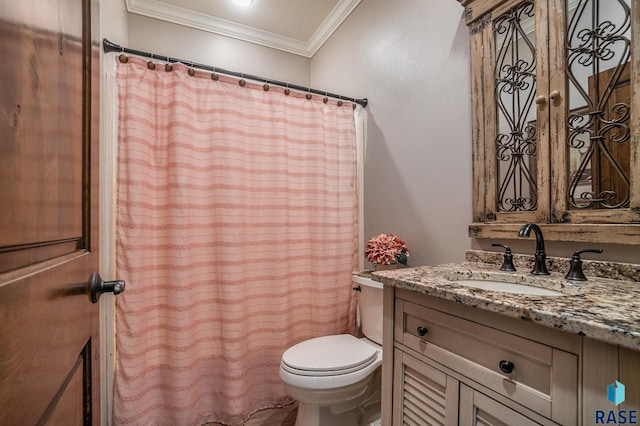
(113, 56, 358, 425)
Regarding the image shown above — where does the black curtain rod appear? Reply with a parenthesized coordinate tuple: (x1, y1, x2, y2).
(103, 39, 368, 108)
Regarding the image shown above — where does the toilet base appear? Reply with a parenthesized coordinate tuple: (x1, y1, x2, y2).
(291, 371, 381, 426)
(294, 400, 381, 426)
(359, 387, 382, 425)
(294, 403, 358, 426)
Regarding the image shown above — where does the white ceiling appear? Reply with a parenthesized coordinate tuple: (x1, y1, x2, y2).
(125, 0, 362, 57)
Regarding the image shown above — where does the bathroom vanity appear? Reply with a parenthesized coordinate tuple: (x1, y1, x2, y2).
(373, 251, 640, 425)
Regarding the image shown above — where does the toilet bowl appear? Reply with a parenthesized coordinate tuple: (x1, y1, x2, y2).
(279, 275, 383, 426)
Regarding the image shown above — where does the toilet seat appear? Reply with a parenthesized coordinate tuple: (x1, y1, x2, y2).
(281, 334, 378, 377)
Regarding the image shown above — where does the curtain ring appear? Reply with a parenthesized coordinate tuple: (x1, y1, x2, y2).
(118, 46, 128, 63)
(284, 83, 290, 96)
(211, 67, 219, 81)
(165, 58, 173, 72)
(239, 73, 246, 87)
(147, 53, 155, 70)
(263, 80, 270, 91)
(323, 91, 329, 104)
(337, 96, 343, 107)
(188, 62, 195, 76)
(306, 89, 312, 100)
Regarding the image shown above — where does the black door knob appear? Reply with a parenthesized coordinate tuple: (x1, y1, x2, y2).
(89, 272, 125, 303)
(417, 326, 428, 336)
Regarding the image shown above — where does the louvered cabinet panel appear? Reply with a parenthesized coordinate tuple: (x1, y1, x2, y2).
(392, 348, 459, 426)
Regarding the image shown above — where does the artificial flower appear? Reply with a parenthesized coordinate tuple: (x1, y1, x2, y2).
(364, 234, 409, 265)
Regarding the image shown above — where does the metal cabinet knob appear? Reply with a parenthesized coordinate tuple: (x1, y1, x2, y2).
(89, 272, 125, 303)
(499, 359, 515, 374)
(549, 90, 561, 101)
(417, 326, 428, 337)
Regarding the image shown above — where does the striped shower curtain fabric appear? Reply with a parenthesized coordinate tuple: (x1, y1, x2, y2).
(113, 56, 359, 425)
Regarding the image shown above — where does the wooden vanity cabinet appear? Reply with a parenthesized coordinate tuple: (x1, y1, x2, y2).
(381, 286, 640, 425)
(385, 287, 578, 425)
(458, 0, 640, 244)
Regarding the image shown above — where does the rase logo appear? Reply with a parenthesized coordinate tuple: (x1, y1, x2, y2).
(596, 381, 638, 424)
(609, 381, 626, 406)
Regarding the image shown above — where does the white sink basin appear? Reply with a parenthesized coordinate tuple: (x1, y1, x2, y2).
(452, 279, 567, 296)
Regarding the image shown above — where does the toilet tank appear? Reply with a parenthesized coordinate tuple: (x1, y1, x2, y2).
(352, 275, 383, 345)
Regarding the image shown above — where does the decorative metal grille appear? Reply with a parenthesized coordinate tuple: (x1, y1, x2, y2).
(494, 1, 538, 212)
(566, 0, 631, 209)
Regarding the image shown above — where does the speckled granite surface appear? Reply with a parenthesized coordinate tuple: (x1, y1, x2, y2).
(370, 250, 640, 351)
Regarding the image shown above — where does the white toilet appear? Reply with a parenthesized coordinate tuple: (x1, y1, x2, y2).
(279, 275, 383, 426)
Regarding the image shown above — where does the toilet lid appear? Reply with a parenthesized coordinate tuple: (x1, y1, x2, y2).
(281, 334, 379, 376)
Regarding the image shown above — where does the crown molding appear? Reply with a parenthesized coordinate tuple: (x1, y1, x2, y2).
(125, 0, 361, 58)
(306, 0, 361, 57)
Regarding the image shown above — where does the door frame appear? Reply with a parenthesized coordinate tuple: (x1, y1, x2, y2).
(99, 52, 119, 426)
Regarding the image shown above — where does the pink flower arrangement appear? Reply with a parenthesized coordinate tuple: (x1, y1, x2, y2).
(364, 234, 409, 265)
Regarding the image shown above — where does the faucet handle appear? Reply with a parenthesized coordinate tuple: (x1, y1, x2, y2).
(565, 249, 603, 281)
(492, 243, 517, 272)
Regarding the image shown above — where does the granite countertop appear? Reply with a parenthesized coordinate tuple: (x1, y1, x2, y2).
(370, 250, 640, 351)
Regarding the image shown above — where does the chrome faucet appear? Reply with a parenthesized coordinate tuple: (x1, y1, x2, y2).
(518, 224, 550, 275)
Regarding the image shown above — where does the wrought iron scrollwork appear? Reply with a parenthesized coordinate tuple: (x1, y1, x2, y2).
(566, 0, 631, 209)
(494, 1, 538, 212)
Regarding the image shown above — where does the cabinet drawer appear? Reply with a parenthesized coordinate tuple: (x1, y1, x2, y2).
(394, 298, 578, 424)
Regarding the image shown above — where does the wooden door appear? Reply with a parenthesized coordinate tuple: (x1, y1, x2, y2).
(0, 0, 101, 424)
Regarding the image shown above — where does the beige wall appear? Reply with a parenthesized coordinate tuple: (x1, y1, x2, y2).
(101, 0, 128, 44)
(311, 0, 473, 266)
(126, 13, 311, 86)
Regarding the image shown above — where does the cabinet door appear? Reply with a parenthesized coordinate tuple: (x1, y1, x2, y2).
(549, 0, 639, 224)
(393, 349, 459, 426)
(472, 0, 551, 224)
(459, 384, 545, 426)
